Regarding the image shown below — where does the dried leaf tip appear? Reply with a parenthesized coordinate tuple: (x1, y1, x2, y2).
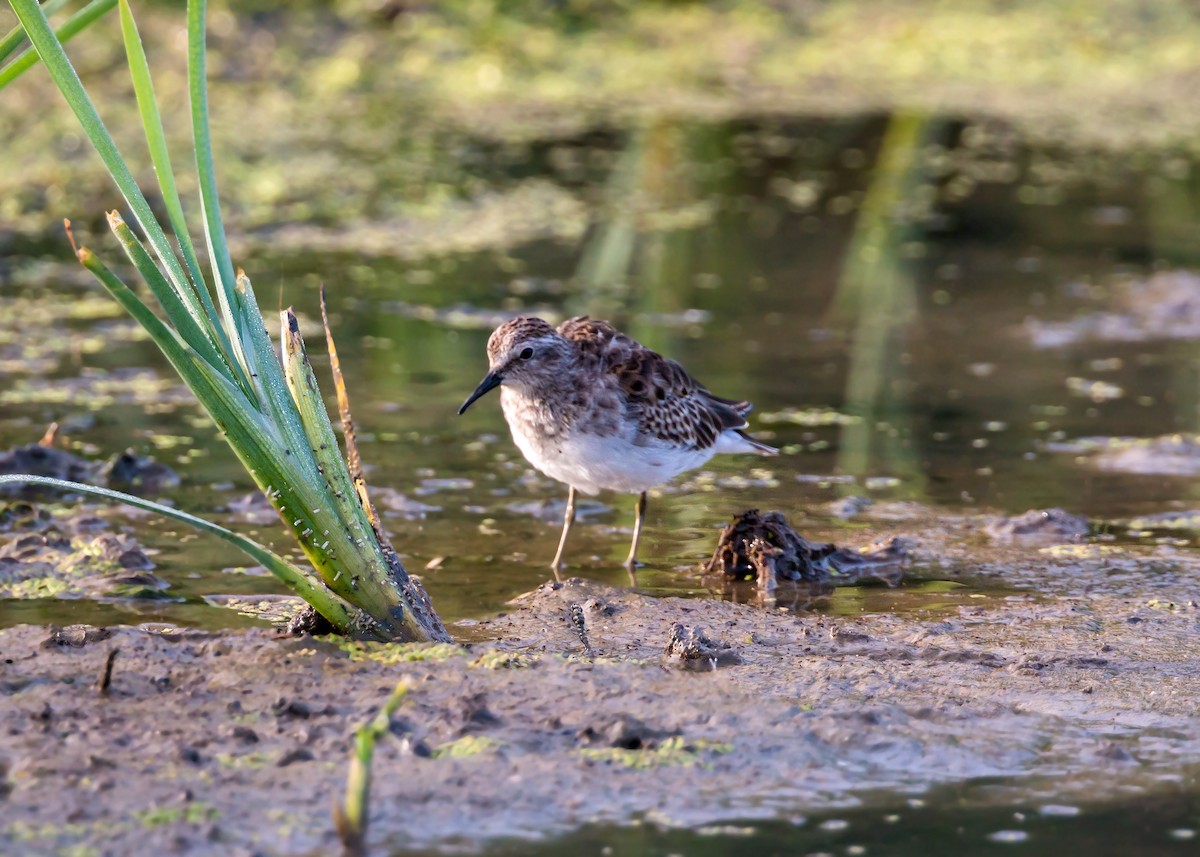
(63, 218, 80, 258)
(106, 210, 125, 229)
(38, 422, 60, 448)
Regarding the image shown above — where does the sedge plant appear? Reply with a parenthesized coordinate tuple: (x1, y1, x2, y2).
(0, 0, 448, 642)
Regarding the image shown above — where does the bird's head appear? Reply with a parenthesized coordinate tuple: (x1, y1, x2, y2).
(458, 316, 570, 414)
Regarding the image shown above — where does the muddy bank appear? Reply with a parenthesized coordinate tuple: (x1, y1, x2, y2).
(6, 534, 1200, 855)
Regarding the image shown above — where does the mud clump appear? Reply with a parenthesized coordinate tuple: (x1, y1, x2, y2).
(0, 530, 163, 599)
(218, 491, 282, 525)
(705, 509, 906, 590)
(1090, 435, 1200, 476)
(99, 449, 180, 493)
(0, 501, 52, 533)
(982, 508, 1090, 542)
(0, 441, 179, 498)
(578, 714, 670, 749)
(42, 624, 114, 648)
(0, 444, 95, 495)
(663, 623, 740, 671)
(825, 495, 874, 518)
(1117, 510, 1200, 532)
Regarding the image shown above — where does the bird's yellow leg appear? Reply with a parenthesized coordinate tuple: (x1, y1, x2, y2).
(551, 485, 578, 580)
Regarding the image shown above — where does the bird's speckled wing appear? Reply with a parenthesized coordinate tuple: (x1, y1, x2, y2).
(558, 316, 750, 450)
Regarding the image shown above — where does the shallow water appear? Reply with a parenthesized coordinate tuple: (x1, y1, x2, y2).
(3, 113, 1200, 631)
(421, 793, 1200, 857)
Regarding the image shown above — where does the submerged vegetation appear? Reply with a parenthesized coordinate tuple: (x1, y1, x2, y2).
(2, 0, 447, 641)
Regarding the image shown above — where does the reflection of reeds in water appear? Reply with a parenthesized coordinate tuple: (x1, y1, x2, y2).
(833, 112, 932, 494)
(571, 120, 729, 349)
(1143, 168, 1200, 446)
(573, 129, 643, 316)
(1146, 166, 1200, 268)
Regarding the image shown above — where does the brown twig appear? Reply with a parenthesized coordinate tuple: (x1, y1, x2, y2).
(320, 288, 448, 638)
(320, 286, 382, 531)
(97, 648, 118, 696)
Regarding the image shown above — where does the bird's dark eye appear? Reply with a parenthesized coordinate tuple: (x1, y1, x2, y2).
(519, 347, 534, 360)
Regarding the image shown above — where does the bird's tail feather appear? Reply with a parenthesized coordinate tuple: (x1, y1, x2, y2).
(735, 430, 778, 456)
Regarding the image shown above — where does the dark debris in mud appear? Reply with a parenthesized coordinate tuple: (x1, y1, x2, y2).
(286, 605, 336, 637)
(0, 441, 179, 498)
(663, 623, 741, 671)
(704, 509, 906, 589)
(982, 508, 1090, 542)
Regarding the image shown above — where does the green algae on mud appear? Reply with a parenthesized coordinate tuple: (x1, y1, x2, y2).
(578, 736, 733, 770)
(0, 523, 164, 600)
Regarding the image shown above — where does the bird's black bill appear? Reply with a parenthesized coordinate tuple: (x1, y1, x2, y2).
(457, 371, 503, 415)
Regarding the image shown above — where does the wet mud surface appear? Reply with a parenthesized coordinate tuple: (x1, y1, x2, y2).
(6, 506, 1200, 855)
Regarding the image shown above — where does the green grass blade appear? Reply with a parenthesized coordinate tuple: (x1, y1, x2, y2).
(0, 0, 115, 89)
(186, 0, 241, 352)
(279, 307, 361, 509)
(233, 272, 320, 474)
(335, 681, 412, 856)
(0, 474, 369, 634)
(0, 0, 68, 66)
(116, 0, 234, 370)
(107, 210, 231, 378)
(61, 247, 382, 625)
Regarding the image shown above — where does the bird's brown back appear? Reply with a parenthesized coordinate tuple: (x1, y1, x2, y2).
(557, 316, 750, 450)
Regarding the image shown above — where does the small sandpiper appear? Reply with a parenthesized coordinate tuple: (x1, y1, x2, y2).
(458, 316, 777, 574)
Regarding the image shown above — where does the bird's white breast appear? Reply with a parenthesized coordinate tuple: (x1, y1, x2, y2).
(500, 388, 717, 495)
